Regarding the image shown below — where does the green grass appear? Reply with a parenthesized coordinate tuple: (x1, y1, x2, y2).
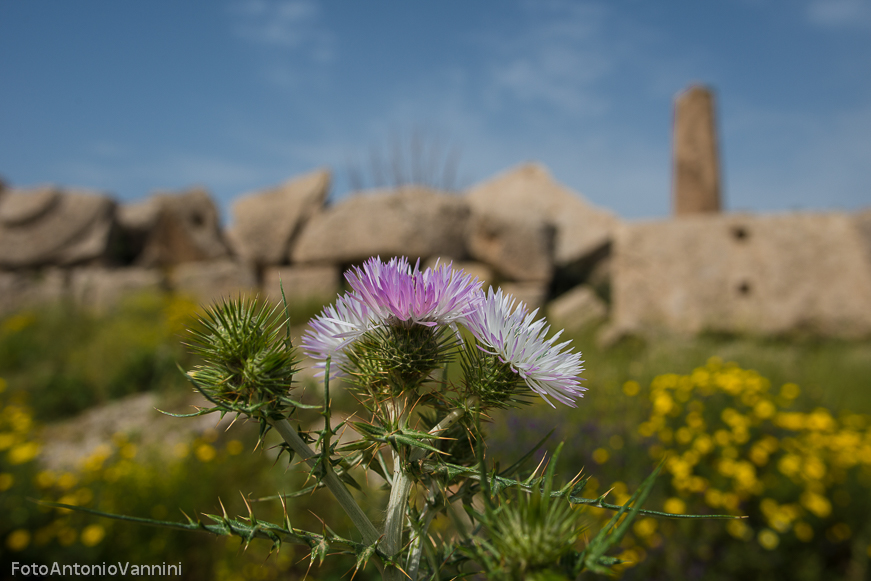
(0, 293, 199, 422)
(567, 324, 871, 414)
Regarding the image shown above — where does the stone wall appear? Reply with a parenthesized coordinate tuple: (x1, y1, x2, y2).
(1, 164, 869, 340)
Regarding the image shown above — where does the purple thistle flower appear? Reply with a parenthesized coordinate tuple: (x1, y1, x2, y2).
(345, 256, 482, 327)
(301, 292, 378, 377)
(463, 287, 586, 407)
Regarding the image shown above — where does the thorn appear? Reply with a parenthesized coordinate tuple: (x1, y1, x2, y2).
(241, 491, 255, 522)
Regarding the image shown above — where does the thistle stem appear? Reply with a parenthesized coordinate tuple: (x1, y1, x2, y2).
(407, 484, 438, 580)
(272, 418, 380, 546)
(382, 396, 414, 581)
(409, 406, 466, 463)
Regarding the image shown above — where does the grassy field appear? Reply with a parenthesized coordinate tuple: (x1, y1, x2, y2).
(1, 293, 870, 580)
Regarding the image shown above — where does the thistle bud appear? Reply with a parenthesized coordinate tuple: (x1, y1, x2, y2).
(185, 297, 299, 417)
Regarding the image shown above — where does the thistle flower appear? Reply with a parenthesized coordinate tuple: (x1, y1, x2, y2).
(301, 292, 378, 377)
(345, 256, 482, 327)
(463, 288, 585, 407)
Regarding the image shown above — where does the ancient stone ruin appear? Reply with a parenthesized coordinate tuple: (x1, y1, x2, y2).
(2, 160, 869, 342)
(2, 84, 869, 341)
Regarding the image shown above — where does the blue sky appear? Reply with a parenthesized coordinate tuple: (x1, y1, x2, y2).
(1, 0, 869, 221)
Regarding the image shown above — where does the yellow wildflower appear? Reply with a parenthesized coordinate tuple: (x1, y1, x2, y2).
(80, 524, 106, 547)
(758, 528, 780, 550)
(6, 529, 30, 551)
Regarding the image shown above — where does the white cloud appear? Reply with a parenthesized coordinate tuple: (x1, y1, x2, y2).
(806, 0, 871, 28)
(478, 2, 616, 116)
(229, 0, 334, 60)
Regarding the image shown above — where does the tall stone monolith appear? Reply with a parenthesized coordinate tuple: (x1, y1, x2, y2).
(672, 85, 722, 215)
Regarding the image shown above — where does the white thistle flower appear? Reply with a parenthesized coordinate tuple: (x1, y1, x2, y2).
(463, 287, 586, 407)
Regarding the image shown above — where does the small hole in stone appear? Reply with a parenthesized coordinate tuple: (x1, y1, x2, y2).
(191, 212, 205, 227)
(737, 281, 752, 296)
(731, 225, 749, 241)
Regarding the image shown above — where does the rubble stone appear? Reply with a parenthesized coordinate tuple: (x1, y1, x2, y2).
(261, 264, 340, 305)
(0, 187, 117, 269)
(227, 169, 330, 266)
(292, 186, 468, 265)
(135, 187, 229, 267)
(465, 163, 619, 268)
(466, 213, 554, 281)
(170, 260, 257, 305)
(70, 267, 165, 311)
(548, 285, 607, 331)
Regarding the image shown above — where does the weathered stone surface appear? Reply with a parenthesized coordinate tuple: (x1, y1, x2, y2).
(227, 169, 330, 266)
(501, 281, 549, 311)
(548, 285, 607, 331)
(70, 267, 165, 311)
(0, 269, 67, 316)
(170, 260, 257, 305)
(262, 265, 340, 304)
(607, 212, 871, 338)
(0, 186, 60, 226)
(291, 186, 468, 264)
(672, 85, 721, 215)
(0, 187, 117, 269)
(465, 163, 620, 268)
(854, 208, 871, 263)
(135, 187, 229, 267)
(116, 196, 160, 263)
(40, 392, 237, 471)
(466, 212, 555, 281)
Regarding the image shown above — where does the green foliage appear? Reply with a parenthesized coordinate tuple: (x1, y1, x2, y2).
(0, 385, 378, 580)
(488, 336, 871, 580)
(0, 293, 198, 421)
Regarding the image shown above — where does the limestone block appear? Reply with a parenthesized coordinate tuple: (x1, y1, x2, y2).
(227, 169, 330, 266)
(134, 187, 229, 267)
(291, 186, 468, 265)
(70, 267, 165, 311)
(854, 208, 871, 263)
(261, 265, 340, 305)
(466, 212, 554, 282)
(500, 281, 549, 311)
(0, 187, 117, 268)
(170, 260, 257, 305)
(548, 285, 607, 331)
(609, 212, 871, 338)
(0, 269, 67, 316)
(465, 163, 620, 268)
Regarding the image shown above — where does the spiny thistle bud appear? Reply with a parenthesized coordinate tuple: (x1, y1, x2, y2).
(460, 339, 530, 409)
(185, 297, 299, 417)
(343, 323, 455, 397)
(473, 460, 588, 581)
(485, 486, 586, 576)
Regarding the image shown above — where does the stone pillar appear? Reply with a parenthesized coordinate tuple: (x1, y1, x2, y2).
(672, 85, 722, 215)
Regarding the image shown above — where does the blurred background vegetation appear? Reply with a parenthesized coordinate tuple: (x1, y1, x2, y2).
(1, 291, 870, 580)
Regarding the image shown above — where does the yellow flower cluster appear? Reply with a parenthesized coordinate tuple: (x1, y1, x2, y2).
(638, 357, 871, 552)
(1, 377, 246, 554)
